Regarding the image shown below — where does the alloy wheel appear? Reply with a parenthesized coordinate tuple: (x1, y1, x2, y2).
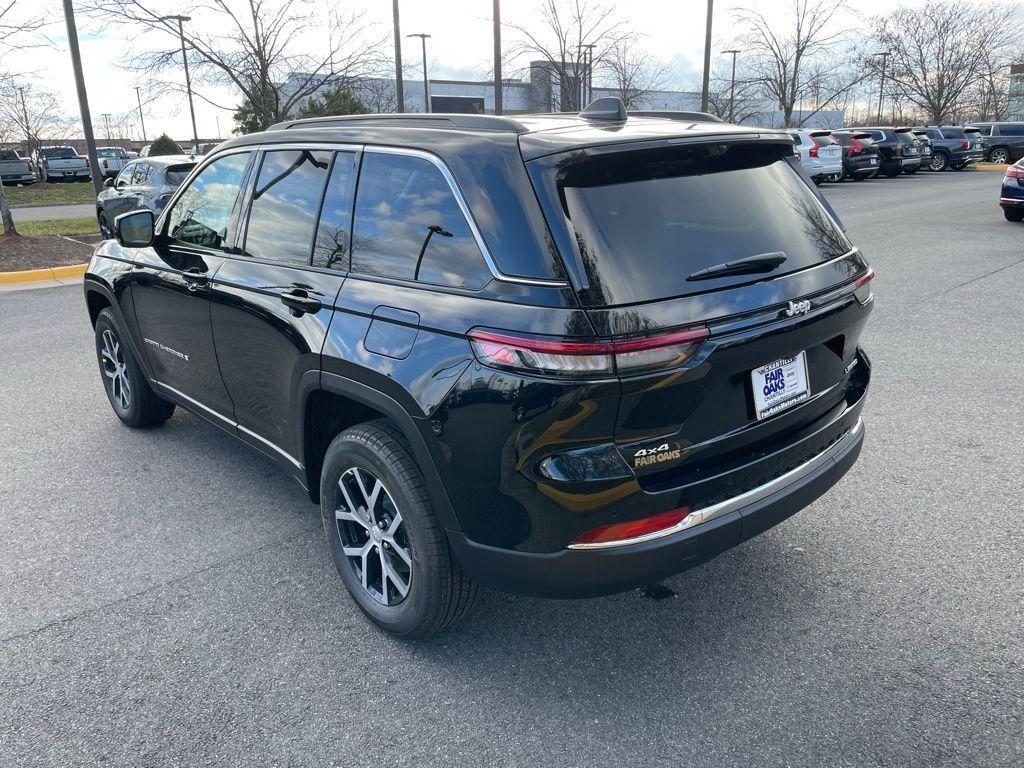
(930, 154, 947, 171)
(990, 148, 1009, 164)
(334, 467, 412, 606)
(100, 329, 131, 410)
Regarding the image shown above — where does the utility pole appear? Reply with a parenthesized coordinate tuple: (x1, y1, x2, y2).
(135, 86, 147, 142)
(700, 0, 714, 112)
(161, 15, 200, 148)
(493, 0, 502, 115)
(17, 87, 31, 155)
(407, 33, 431, 113)
(723, 49, 740, 122)
(62, 0, 103, 198)
(874, 51, 891, 124)
(392, 1, 404, 112)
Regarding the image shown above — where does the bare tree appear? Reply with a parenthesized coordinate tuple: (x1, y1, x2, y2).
(0, 0, 47, 238)
(702, 61, 766, 124)
(873, 2, 1020, 124)
(601, 40, 671, 109)
(507, 0, 634, 112)
(0, 83, 78, 156)
(82, 0, 389, 132)
(732, 0, 866, 127)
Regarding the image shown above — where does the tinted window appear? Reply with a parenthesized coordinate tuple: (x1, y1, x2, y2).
(351, 152, 490, 289)
(132, 163, 152, 185)
(164, 164, 194, 186)
(870, 131, 886, 141)
(244, 149, 330, 264)
(926, 129, 943, 139)
(0, 150, 19, 161)
(42, 148, 77, 159)
(553, 143, 853, 306)
(813, 133, 837, 146)
(895, 131, 917, 145)
(168, 152, 251, 251)
(790, 133, 802, 145)
(1000, 125, 1024, 136)
(313, 152, 359, 270)
(975, 125, 993, 136)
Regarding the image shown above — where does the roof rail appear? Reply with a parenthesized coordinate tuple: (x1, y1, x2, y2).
(267, 113, 529, 133)
(628, 110, 724, 123)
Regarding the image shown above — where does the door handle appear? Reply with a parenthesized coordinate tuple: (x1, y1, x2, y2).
(182, 267, 209, 291)
(280, 290, 322, 316)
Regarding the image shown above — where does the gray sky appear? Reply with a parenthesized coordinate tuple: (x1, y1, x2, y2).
(7, 0, 903, 140)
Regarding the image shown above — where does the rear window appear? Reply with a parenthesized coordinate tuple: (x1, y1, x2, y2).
(812, 133, 838, 146)
(164, 164, 195, 185)
(941, 128, 967, 139)
(0, 150, 19, 161)
(42, 148, 78, 159)
(97, 148, 124, 158)
(551, 143, 852, 306)
(895, 131, 917, 145)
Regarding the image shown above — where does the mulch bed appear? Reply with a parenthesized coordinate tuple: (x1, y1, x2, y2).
(0, 234, 93, 272)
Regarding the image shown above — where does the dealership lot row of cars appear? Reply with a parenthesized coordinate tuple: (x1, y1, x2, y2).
(0, 142, 211, 185)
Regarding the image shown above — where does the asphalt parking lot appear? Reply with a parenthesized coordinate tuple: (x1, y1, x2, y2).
(2, 169, 1022, 767)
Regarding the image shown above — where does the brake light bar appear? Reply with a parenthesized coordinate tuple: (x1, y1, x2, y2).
(468, 327, 709, 378)
(571, 507, 691, 547)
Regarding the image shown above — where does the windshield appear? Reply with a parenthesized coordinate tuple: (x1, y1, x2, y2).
(549, 142, 852, 306)
(42, 148, 78, 159)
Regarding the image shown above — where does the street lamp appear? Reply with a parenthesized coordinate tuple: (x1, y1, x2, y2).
(873, 51, 891, 124)
(392, 1, 404, 113)
(135, 86, 147, 143)
(723, 49, 740, 122)
(700, 0, 714, 112)
(160, 15, 200, 148)
(407, 33, 431, 113)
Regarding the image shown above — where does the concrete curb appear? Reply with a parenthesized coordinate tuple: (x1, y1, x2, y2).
(0, 263, 88, 285)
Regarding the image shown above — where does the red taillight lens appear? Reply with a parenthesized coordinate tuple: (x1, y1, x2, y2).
(1005, 165, 1024, 179)
(851, 138, 863, 153)
(85, 157, 90, 167)
(468, 327, 709, 378)
(572, 508, 691, 546)
(26, 161, 33, 171)
(854, 269, 875, 304)
(961, 139, 970, 150)
(808, 136, 819, 158)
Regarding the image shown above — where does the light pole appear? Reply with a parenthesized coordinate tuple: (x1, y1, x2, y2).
(723, 49, 740, 122)
(101, 113, 111, 142)
(407, 33, 431, 113)
(874, 51, 891, 124)
(135, 86, 147, 142)
(392, 1, 404, 112)
(61, 0, 103, 198)
(580, 43, 595, 108)
(161, 15, 200, 148)
(493, 0, 502, 115)
(700, 0, 714, 112)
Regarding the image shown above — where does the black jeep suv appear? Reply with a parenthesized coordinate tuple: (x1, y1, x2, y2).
(83, 100, 873, 637)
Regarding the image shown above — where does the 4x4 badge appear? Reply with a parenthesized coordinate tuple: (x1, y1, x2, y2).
(784, 299, 811, 317)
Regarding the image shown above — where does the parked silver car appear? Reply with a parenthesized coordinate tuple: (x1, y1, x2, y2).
(95, 155, 196, 238)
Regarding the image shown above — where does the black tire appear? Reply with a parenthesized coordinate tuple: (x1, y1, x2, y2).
(930, 152, 948, 172)
(951, 163, 966, 171)
(320, 420, 479, 638)
(1003, 207, 1024, 222)
(989, 147, 1010, 164)
(94, 308, 175, 428)
(97, 209, 112, 240)
(884, 170, 900, 178)
(903, 167, 918, 175)
(852, 174, 865, 182)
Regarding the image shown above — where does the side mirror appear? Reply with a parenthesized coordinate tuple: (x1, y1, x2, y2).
(103, 177, 114, 188)
(115, 209, 155, 248)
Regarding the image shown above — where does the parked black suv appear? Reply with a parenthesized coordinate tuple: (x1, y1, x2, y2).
(914, 125, 985, 171)
(850, 127, 921, 177)
(832, 130, 880, 180)
(83, 101, 874, 637)
(972, 122, 1024, 164)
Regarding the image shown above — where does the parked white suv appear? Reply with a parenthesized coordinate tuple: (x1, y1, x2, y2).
(789, 130, 843, 184)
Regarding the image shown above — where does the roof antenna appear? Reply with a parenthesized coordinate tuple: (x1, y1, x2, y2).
(579, 97, 627, 121)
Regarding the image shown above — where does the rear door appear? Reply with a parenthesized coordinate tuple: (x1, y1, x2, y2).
(209, 147, 354, 469)
(530, 139, 871, 482)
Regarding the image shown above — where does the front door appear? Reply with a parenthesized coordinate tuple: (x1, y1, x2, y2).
(130, 150, 253, 426)
(209, 148, 356, 467)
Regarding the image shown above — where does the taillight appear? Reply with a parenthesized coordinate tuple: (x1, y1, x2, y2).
(808, 136, 819, 158)
(85, 157, 90, 167)
(961, 139, 970, 150)
(468, 327, 709, 378)
(854, 268, 875, 304)
(102, 160, 108, 169)
(571, 507, 691, 547)
(26, 161, 33, 171)
(851, 138, 863, 154)
(1005, 164, 1024, 179)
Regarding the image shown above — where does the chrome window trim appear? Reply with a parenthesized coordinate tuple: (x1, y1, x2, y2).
(568, 418, 863, 551)
(362, 145, 569, 288)
(152, 380, 301, 468)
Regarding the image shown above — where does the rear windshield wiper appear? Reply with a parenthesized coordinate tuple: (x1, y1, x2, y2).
(687, 251, 787, 282)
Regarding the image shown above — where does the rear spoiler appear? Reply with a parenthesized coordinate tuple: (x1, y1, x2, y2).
(809, 130, 833, 137)
(852, 132, 873, 140)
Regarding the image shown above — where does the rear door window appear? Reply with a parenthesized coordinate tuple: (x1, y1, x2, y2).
(243, 149, 331, 265)
(999, 125, 1024, 136)
(351, 151, 491, 289)
(545, 142, 853, 306)
(313, 151, 359, 270)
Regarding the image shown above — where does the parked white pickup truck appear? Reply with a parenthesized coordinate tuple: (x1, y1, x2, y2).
(96, 147, 130, 178)
(0, 150, 35, 185)
(33, 146, 90, 182)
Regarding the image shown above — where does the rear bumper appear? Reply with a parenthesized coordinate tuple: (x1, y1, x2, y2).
(448, 414, 865, 598)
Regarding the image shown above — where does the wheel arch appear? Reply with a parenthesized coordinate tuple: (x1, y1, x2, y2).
(298, 370, 461, 532)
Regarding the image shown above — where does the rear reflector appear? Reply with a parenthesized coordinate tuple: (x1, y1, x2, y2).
(468, 327, 708, 378)
(571, 508, 690, 546)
